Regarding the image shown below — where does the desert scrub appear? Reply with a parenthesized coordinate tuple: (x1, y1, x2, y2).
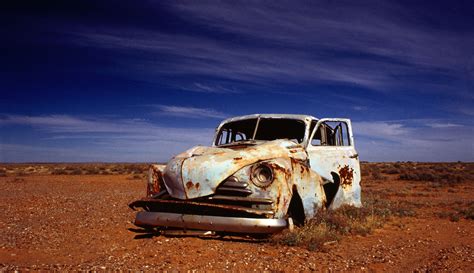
(272, 197, 412, 251)
(128, 174, 143, 180)
(437, 202, 474, 221)
(70, 168, 83, 175)
(397, 162, 472, 184)
(51, 168, 67, 175)
(460, 204, 474, 220)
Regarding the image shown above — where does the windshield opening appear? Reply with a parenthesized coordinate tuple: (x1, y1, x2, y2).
(215, 118, 306, 146)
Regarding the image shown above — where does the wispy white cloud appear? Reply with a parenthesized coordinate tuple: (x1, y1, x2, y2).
(0, 114, 215, 162)
(427, 123, 463, 128)
(1, 114, 472, 162)
(74, 29, 401, 91)
(153, 105, 227, 119)
(69, 1, 473, 94)
(172, 1, 473, 72)
(180, 83, 241, 94)
(353, 119, 473, 161)
(66, 1, 474, 93)
(352, 106, 367, 111)
(0, 114, 213, 141)
(353, 121, 409, 139)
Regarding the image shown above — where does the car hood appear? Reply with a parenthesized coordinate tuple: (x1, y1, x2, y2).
(163, 139, 307, 199)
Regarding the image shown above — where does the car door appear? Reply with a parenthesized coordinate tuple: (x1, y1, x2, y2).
(306, 118, 361, 209)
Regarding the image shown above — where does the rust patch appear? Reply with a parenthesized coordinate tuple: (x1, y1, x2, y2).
(339, 165, 354, 188)
(282, 197, 289, 209)
(186, 181, 194, 189)
(147, 165, 163, 197)
(268, 162, 288, 175)
(268, 162, 292, 184)
(131, 197, 273, 216)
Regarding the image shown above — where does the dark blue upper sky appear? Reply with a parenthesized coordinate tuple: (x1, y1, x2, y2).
(1, 0, 473, 162)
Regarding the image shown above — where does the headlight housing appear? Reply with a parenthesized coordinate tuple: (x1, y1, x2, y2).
(251, 163, 274, 187)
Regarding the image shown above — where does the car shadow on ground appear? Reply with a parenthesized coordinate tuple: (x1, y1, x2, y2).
(128, 227, 268, 242)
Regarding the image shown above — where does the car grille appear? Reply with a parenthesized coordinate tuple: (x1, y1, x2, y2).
(130, 177, 274, 218)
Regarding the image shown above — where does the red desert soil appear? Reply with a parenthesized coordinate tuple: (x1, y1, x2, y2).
(0, 163, 473, 271)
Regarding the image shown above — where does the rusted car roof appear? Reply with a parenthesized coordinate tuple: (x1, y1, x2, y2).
(218, 114, 318, 124)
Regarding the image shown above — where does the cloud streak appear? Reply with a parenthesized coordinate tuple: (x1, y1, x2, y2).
(154, 105, 228, 119)
(67, 1, 473, 96)
(353, 119, 473, 161)
(0, 114, 215, 162)
(1, 114, 472, 162)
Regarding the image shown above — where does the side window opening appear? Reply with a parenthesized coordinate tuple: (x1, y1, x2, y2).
(312, 121, 351, 146)
(311, 124, 324, 146)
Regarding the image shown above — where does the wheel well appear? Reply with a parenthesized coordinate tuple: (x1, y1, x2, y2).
(287, 186, 305, 226)
(323, 172, 340, 208)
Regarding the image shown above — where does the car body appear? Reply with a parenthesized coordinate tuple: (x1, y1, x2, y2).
(129, 114, 361, 234)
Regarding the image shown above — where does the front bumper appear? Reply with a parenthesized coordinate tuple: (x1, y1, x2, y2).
(135, 211, 288, 234)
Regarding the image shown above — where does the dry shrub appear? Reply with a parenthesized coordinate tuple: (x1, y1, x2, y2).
(371, 172, 385, 180)
(436, 211, 460, 222)
(111, 166, 124, 174)
(127, 174, 144, 180)
(274, 222, 339, 251)
(360, 163, 372, 178)
(16, 170, 28, 176)
(437, 202, 474, 221)
(397, 162, 473, 184)
(124, 164, 147, 174)
(64, 166, 77, 171)
(44, 163, 151, 175)
(382, 167, 400, 174)
(272, 196, 410, 251)
(52, 168, 67, 175)
(0, 169, 6, 177)
(84, 168, 100, 175)
(70, 168, 83, 175)
(399, 170, 463, 183)
(100, 169, 113, 175)
(461, 204, 474, 220)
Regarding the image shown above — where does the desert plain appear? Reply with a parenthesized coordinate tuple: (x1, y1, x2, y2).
(0, 162, 473, 271)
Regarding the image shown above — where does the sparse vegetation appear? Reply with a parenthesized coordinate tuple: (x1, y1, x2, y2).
(70, 168, 83, 175)
(361, 162, 474, 185)
(460, 204, 474, 220)
(0, 161, 473, 270)
(52, 168, 68, 175)
(16, 171, 28, 176)
(0, 163, 152, 176)
(436, 202, 474, 222)
(132, 174, 142, 179)
(272, 196, 415, 251)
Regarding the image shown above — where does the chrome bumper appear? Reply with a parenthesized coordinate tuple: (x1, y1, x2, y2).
(135, 211, 288, 234)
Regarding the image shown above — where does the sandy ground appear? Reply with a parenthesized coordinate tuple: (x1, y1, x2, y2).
(0, 163, 473, 271)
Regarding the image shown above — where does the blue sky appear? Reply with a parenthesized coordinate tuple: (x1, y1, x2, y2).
(1, 0, 473, 162)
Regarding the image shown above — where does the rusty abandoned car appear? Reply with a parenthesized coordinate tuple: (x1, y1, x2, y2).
(129, 114, 361, 234)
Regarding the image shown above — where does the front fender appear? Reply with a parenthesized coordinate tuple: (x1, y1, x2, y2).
(290, 159, 326, 219)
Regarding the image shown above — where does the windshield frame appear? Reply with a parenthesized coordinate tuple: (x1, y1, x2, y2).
(213, 116, 312, 147)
